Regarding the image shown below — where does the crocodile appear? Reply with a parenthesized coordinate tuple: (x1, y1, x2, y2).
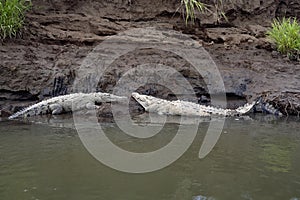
(8, 92, 127, 119)
(131, 92, 283, 117)
(8, 92, 282, 120)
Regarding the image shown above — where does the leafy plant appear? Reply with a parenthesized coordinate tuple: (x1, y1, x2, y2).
(267, 17, 300, 55)
(0, 0, 31, 39)
(181, 0, 207, 24)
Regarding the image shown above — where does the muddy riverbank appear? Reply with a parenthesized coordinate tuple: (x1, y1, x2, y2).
(0, 0, 299, 116)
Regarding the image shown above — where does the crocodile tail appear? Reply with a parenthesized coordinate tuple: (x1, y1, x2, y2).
(8, 108, 28, 119)
(8, 103, 41, 119)
(254, 96, 283, 116)
(261, 102, 283, 116)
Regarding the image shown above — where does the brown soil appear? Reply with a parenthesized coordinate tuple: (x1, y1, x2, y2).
(0, 0, 299, 116)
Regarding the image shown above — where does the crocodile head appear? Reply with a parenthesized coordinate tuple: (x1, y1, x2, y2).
(131, 92, 153, 110)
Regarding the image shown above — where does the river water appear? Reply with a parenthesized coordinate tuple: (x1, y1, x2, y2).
(0, 115, 300, 200)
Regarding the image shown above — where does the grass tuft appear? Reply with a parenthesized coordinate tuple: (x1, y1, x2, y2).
(181, 0, 207, 24)
(0, 0, 31, 40)
(267, 17, 300, 55)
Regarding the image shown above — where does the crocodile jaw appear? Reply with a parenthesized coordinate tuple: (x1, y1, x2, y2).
(132, 92, 151, 111)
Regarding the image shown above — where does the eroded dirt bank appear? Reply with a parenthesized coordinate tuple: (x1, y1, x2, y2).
(0, 0, 299, 116)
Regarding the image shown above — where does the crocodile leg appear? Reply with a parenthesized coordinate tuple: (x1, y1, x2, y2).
(50, 104, 63, 115)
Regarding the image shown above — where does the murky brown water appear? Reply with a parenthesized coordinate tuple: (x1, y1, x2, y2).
(0, 116, 300, 200)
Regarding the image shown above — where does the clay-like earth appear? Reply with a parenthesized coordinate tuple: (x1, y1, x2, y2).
(0, 0, 299, 117)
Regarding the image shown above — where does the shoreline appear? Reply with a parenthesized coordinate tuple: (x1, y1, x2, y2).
(0, 0, 299, 116)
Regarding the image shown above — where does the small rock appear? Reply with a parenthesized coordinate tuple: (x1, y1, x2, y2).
(0, 109, 12, 117)
(271, 51, 280, 58)
(199, 95, 210, 103)
(206, 41, 214, 46)
(246, 24, 268, 37)
(255, 38, 272, 50)
(224, 42, 231, 49)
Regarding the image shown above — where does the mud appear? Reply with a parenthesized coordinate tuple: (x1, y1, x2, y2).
(0, 0, 299, 116)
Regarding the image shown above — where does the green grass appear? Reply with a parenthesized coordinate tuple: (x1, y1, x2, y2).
(181, 0, 207, 24)
(0, 0, 31, 39)
(267, 17, 300, 55)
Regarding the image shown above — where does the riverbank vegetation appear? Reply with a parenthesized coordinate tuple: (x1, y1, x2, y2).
(181, 0, 231, 24)
(0, 0, 31, 39)
(267, 17, 300, 55)
(181, 0, 207, 23)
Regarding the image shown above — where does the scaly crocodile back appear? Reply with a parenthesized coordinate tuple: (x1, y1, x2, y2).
(132, 92, 259, 117)
(8, 93, 83, 119)
(8, 92, 128, 119)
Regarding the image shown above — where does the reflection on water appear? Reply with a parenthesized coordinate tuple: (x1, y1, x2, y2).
(0, 115, 300, 200)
